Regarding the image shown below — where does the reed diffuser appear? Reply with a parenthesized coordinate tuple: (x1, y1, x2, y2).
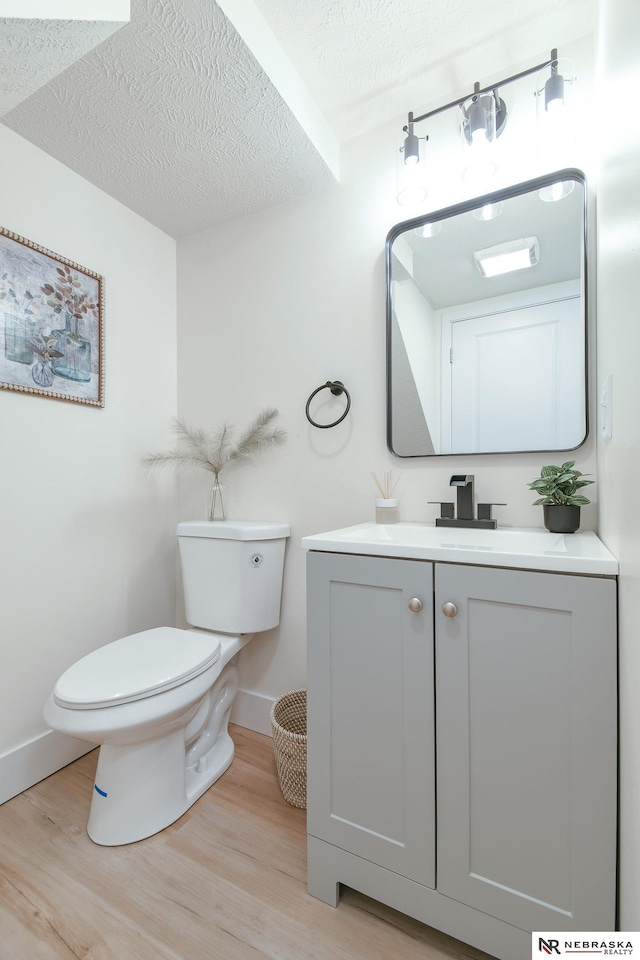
(371, 470, 401, 524)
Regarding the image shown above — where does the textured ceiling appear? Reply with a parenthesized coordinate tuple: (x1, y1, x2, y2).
(1, 0, 336, 237)
(1, 0, 596, 238)
(0, 16, 128, 116)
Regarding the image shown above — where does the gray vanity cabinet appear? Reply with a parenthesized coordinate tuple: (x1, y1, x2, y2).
(306, 548, 617, 959)
(435, 562, 617, 933)
(306, 551, 435, 888)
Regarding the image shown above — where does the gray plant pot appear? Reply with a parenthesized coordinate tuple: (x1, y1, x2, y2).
(543, 504, 581, 534)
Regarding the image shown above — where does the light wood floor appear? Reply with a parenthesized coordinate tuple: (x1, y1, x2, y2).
(0, 725, 496, 960)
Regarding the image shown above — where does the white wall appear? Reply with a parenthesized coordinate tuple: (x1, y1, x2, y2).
(0, 125, 178, 799)
(595, 0, 640, 930)
(394, 277, 440, 450)
(176, 46, 597, 724)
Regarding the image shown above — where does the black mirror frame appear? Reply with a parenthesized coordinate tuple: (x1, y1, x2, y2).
(385, 167, 589, 458)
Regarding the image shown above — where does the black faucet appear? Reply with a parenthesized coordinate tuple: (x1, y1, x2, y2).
(433, 474, 505, 529)
(450, 474, 475, 520)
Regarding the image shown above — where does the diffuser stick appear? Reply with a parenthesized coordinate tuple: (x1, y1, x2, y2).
(371, 469, 402, 499)
(371, 471, 387, 498)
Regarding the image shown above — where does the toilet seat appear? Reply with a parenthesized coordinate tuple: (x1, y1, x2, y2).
(53, 627, 222, 710)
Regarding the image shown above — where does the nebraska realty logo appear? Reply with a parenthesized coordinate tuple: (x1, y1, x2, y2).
(533, 932, 640, 957)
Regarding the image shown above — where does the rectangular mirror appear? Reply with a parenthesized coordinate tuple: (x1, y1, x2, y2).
(386, 169, 588, 457)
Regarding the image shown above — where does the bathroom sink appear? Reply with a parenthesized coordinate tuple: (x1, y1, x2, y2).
(301, 522, 618, 575)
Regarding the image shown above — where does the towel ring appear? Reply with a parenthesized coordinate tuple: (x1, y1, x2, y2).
(305, 380, 351, 429)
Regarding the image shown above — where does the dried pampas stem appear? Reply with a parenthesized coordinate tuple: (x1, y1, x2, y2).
(143, 408, 286, 479)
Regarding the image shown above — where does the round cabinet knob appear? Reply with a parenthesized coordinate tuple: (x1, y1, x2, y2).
(442, 601, 458, 618)
(408, 597, 423, 613)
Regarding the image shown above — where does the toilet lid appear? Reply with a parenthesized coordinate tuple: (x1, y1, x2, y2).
(53, 627, 222, 709)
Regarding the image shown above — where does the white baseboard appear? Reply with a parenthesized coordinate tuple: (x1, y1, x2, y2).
(1, 690, 275, 806)
(231, 688, 275, 737)
(0, 730, 93, 805)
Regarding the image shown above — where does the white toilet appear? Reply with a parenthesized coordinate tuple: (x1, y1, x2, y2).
(44, 520, 289, 846)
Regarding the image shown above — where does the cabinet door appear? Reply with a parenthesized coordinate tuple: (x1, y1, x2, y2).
(435, 563, 617, 932)
(307, 551, 435, 887)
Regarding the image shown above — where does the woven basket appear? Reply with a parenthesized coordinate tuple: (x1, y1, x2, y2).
(271, 689, 307, 809)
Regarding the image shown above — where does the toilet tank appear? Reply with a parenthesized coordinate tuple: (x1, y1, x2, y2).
(177, 521, 290, 633)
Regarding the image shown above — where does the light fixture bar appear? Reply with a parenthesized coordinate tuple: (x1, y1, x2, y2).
(406, 49, 559, 129)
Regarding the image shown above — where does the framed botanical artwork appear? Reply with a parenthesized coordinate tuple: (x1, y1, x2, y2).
(0, 228, 104, 407)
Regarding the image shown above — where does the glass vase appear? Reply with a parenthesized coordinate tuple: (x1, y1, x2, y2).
(4, 312, 37, 364)
(32, 359, 54, 387)
(51, 312, 91, 382)
(208, 478, 227, 521)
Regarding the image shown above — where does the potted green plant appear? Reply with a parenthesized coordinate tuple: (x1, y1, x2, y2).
(527, 460, 594, 533)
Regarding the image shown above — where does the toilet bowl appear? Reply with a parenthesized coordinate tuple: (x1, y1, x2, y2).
(44, 520, 289, 846)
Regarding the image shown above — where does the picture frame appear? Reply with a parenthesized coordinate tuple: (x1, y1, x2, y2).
(0, 227, 104, 407)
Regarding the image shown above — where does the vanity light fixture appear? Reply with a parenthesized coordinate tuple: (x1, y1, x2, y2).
(466, 94, 490, 141)
(544, 49, 565, 111)
(403, 121, 420, 164)
(460, 84, 508, 184)
(461, 84, 508, 145)
(397, 49, 566, 204)
(474, 237, 540, 278)
(534, 52, 576, 167)
(397, 123, 429, 205)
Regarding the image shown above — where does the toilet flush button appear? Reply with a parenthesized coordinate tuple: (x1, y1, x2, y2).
(250, 553, 263, 566)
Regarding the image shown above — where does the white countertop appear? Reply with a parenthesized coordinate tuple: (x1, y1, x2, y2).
(301, 522, 618, 575)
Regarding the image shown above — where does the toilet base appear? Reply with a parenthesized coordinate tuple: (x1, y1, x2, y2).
(87, 662, 239, 845)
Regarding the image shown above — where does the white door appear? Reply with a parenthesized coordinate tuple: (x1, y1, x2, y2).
(445, 297, 584, 453)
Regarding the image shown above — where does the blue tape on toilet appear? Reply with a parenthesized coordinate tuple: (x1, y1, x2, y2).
(94, 784, 108, 797)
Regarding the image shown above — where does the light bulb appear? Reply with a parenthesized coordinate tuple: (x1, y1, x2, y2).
(539, 181, 575, 202)
(397, 129, 427, 205)
(414, 221, 442, 238)
(468, 100, 487, 142)
(403, 127, 420, 165)
(472, 202, 504, 222)
(545, 72, 565, 112)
